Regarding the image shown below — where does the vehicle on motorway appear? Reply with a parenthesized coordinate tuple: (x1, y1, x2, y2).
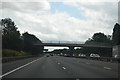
(57, 54, 60, 56)
(64, 54, 67, 56)
(90, 53, 100, 58)
(114, 54, 119, 58)
(50, 54, 54, 56)
(46, 54, 50, 57)
(73, 54, 75, 56)
(79, 54, 86, 57)
(60, 53, 63, 56)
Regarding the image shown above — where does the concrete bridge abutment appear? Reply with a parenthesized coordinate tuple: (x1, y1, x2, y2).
(68, 46, 75, 56)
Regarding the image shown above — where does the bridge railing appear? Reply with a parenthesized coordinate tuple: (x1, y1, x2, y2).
(42, 41, 111, 45)
(41, 41, 112, 47)
(33, 41, 112, 48)
(41, 41, 85, 44)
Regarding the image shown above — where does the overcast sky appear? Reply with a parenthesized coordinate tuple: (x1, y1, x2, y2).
(0, 0, 119, 51)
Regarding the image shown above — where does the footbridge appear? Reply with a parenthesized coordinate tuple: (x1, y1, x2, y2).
(34, 41, 112, 48)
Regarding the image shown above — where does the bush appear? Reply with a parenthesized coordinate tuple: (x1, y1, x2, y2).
(2, 49, 30, 57)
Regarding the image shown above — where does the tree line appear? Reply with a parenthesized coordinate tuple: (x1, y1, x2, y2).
(1, 18, 44, 56)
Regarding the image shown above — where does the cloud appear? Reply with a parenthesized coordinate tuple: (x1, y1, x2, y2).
(1, 0, 119, 2)
(63, 1, 118, 21)
(62, 0, 119, 2)
(1, 1, 51, 13)
(0, 1, 118, 43)
(63, 1, 118, 33)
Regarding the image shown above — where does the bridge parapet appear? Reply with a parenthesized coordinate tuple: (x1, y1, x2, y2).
(33, 41, 112, 48)
(41, 41, 85, 44)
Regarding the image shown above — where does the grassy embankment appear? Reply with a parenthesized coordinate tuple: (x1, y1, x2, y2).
(2, 49, 30, 57)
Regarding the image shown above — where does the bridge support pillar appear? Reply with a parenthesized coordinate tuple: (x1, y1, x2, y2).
(68, 46, 75, 56)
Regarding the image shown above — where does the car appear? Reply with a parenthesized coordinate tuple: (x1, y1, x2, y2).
(73, 54, 75, 56)
(60, 53, 63, 56)
(114, 54, 119, 58)
(90, 53, 100, 58)
(78, 54, 86, 57)
(50, 54, 53, 56)
(46, 54, 50, 57)
(64, 54, 67, 56)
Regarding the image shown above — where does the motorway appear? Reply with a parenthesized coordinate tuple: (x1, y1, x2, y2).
(2, 55, 119, 78)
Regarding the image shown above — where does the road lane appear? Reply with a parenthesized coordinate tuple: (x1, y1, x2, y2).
(51, 56, 118, 78)
(2, 56, 119, 78)
(3, 56, 72, 78)
(2, 57, 41, 74)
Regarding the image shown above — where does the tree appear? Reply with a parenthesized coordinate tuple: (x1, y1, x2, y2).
(22, 32, 44, 55)
(1, 18, 23, 51)
(1, 18, 17, 35)
(81, 32, 112, 57)
(112, 23, 120, 45)
(88, 32, 111, 43)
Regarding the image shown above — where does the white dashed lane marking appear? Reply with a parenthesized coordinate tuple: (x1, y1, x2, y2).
(104, 67, 112, 70)
(58, 63, 60, 64)
(62, 67, 66, 70)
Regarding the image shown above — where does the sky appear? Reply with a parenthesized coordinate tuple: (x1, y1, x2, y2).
(0, 0, 119, 51)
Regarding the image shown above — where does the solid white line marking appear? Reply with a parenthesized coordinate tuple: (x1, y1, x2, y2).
(62, 67, 66, 70)
(0, 58, 41, 78)
(104, 67, 112, 70)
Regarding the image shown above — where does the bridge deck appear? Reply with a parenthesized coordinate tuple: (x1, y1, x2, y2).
(34, 41, 112, 48)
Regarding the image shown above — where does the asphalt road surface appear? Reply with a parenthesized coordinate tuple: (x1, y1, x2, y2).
(2, 56, 119, 78)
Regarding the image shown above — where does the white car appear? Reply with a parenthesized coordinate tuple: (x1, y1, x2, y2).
(79, 54, 86, 57)
(64, 54, 67, 56)
(73, 54, 75, 56)
(60, 53, 63, 56)
(114, 54, 119, 58)
(90, 53, 100, 58)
